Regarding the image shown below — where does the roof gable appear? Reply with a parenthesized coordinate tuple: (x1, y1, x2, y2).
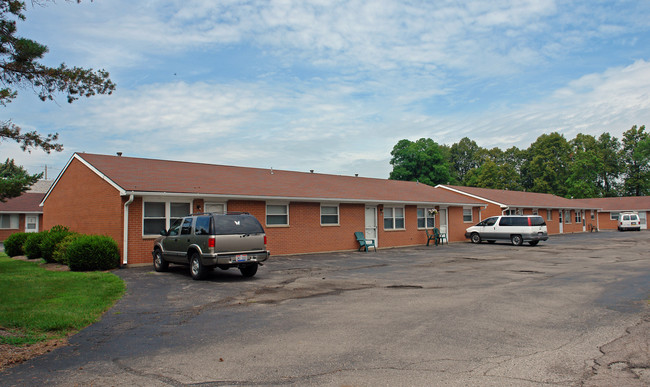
(437, 185, 595, 209)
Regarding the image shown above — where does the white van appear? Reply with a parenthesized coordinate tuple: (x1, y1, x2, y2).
(618, 212, 641, 231)
(465, 215, 548, 246)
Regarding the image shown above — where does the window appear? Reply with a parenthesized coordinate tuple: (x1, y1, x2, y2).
(195, 216, 211, 235)
(267, 204, 289, 226)
(610, 212, 619, 221)
(320, 205, 339, 225)
(591, 210, 595, 220)
(547, 209, 552, 221)
(0, 214, 19, 229)
(532, 209, 538, 215)
(180, 218, 193, 235)
(463, 207, 473, 222)
(168, 218, 182, 236)
(564, 210, 571, 223)
(575, 211, 582, 223)
(143, 201, 191, 235)
(417, 208, 436, 229)
(384, 207, 405, 230)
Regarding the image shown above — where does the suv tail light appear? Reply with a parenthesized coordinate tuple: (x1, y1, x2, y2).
(264, 235, 267, 247)
(208, 237, 215, 248)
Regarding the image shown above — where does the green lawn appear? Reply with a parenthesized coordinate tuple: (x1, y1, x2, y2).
(0, 254, 125, 346)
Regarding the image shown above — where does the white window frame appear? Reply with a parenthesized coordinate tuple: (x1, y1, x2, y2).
(0, 214, 19, 229)
(383, 206, 405, 230)
(320, 204, 339, 226)
(565, 210, 571, 224)
(417, 207, 436, 229)
(204, 202, 227, 214)
(266, 203, 289, 226)
(610, 212, 619, 221)
(547, 209, 552, 221)
(532, 209, 538, 216)
(142, 199, 192, 236)
(575, 210, 582, 223)
(463, 207, 473, 223)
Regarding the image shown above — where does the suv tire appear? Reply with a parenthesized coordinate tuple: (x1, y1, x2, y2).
(190, 251, 208, 280)
(240, 263, 258, 278)
(470, 233, 481, 244)
(153, 249, 169, 272)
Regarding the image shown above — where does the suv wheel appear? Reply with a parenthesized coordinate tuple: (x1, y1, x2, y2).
(511, 235, 523, 246)
(470, 233, 481, 244)
(240, 263, 258, 278)
(190, 252, 207, 280)
(153, 249, 169, 272)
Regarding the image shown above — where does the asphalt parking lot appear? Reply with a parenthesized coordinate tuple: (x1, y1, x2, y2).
(2, 231, 649, 386)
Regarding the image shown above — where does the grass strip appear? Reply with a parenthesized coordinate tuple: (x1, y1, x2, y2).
(0, 254, 125, 346)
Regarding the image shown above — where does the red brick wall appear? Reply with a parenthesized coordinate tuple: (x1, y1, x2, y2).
(0, 214, 23, 241)
(43, 158, 124, 253)
(598, 212, 619, 230)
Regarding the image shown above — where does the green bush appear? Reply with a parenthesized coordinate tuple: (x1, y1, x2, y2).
(52, 234, 81, 266)
(40, 230, 74, 263)
(23, 232, 48, 259)
(49, 225, 70, 233)
(3, 232, 30, 257)
(67, 235, 120, 272)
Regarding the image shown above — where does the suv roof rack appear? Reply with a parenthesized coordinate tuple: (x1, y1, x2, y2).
(189, 211, 250, 216)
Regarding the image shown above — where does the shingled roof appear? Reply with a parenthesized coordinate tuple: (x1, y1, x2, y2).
(573, 196, 650, 212)
(0, 192, 45, 213)
(436, 185, 597, 209)
(44, 153, 482, 206)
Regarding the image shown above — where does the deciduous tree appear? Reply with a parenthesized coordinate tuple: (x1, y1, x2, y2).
(389, 138, 450, 186)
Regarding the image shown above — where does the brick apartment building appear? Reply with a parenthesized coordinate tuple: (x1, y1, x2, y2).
(41, 153, 484, 266)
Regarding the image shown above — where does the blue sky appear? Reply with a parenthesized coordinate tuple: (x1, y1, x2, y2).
(3, 0, 650, 179)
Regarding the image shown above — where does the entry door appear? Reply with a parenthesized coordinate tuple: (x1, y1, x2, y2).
(640, 212, 647, 230)
(438, 208, 448, 235)
(365, 206, 378, 247)
(558, 210, 563, 233)
(25, 215, 38, 233)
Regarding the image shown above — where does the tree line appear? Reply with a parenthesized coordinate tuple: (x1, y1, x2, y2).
(389, 125, 650, 198)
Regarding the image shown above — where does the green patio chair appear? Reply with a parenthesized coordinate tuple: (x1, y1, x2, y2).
(355, 232, 376, 252)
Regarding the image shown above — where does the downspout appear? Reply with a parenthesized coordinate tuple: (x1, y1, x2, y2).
(123, 194, 134, 266)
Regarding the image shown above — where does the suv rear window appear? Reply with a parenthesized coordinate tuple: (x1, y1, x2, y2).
(212, 215, 264, 235)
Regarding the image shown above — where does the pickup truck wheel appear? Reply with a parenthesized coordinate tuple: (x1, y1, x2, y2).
(190, 252, 207, 280)
(153, 249, 168, 272)
(528, 240, 539, 246)
(470, 233, 481, 244)
(240, 263, 258, 278)
(511, 235, 523, 246)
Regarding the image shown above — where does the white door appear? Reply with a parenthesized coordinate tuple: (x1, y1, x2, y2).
(582, 210, 586, 232)
(365, 206, 378, 246)
(204, 203, 226, 214)
(439, 208, 448, 235)
(558, 210, 563, 233)
(640, 211, 647, 230)
(25, 215, 38, 233)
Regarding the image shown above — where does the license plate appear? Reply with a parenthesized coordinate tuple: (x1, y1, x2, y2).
(235, 254, 248, 262)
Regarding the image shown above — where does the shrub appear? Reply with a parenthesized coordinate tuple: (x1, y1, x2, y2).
(67, 235, 120, 272)
(4, 232, 30, 257)
(40, 230, 74, 263)
(23, 232, 48, 259)
(49, 225, 70, 233)
(51, 233, 81, 266)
